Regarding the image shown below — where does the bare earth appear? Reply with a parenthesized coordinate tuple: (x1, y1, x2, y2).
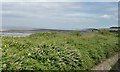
(91, 53, 119, 70)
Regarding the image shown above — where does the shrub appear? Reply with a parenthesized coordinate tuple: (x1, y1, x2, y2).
(98, 29, 112, 35)
(2, 32, 119, 70)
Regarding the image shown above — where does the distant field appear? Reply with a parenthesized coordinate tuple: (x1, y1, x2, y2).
(1, 30, 120, 70)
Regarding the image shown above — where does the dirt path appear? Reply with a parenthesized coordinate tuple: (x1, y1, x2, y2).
(91, 53, 119, 70)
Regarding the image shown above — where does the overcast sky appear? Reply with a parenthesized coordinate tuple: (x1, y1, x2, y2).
(1, 2, 118, 30)
(1, 0, 119, 2)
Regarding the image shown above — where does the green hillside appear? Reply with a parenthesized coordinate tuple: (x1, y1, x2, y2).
(1, 30, 119, 70)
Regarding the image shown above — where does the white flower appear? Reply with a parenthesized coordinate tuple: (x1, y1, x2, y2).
(28, 53, 31, 56)
(3, 64, 6, 68)
(4, 45, 7, 47)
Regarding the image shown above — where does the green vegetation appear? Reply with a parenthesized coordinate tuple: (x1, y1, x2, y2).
(1, 31, 119, 70)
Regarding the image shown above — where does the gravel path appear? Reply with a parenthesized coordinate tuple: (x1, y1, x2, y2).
(91, 53, 119, 70)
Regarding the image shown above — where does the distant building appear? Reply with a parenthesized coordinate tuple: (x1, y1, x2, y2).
(80, 28, 99, 33)
(87, 28, 99, 32)
(109, 27, 120, 33)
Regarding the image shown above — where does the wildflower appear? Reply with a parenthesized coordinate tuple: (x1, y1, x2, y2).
(3, 64, 6, 68)
(28, 53, 31, 56)
(4, 45, 7, 47)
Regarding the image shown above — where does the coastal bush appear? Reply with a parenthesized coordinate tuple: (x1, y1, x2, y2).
(98, 29, 113, 35)
(2, 31, 119, 70)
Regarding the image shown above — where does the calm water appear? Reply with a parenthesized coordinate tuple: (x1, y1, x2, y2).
(0, 32, 32, 37)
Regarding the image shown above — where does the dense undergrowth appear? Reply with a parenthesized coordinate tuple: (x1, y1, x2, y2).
(1, 30, 119, 70)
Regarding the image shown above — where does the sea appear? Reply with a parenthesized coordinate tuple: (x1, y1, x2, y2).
(0, 32, 32, 37)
